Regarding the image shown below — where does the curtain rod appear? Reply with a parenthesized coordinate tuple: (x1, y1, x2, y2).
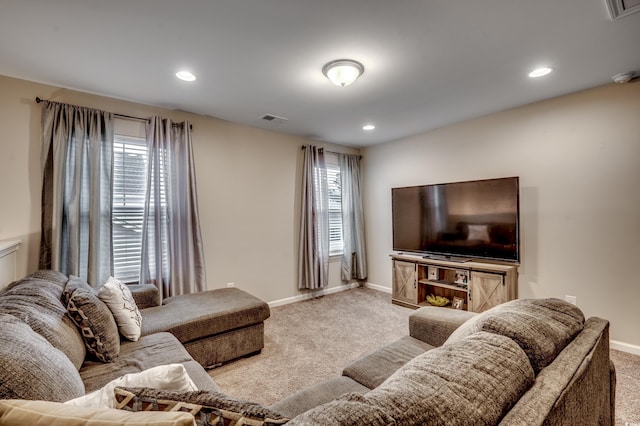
(35, 97, 192, 130)
(300, 145, 361, 159)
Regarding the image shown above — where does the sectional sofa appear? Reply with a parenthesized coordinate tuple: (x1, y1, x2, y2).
(0, 270, 614, 425)
(0, 270, 269, 401)
(270, 298, 615, 425)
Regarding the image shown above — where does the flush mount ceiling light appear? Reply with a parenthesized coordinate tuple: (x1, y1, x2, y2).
(362, 124, 376, 131)
(176, 70, 196, 82)
(528, 67, 553, 78)
(322, 59, 364, 87)
(612, 72, 635, 83)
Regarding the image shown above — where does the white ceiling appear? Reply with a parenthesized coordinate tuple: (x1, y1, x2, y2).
(1, 1, 639, 147)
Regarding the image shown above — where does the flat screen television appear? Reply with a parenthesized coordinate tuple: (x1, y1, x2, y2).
(392, 177, 520, 263)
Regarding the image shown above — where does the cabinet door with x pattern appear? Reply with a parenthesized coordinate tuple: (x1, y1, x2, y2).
(469, 271, 507, 313)
(392, 260, 417, 306)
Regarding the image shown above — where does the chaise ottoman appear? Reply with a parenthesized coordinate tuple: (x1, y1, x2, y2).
(133, 286, 270, 368)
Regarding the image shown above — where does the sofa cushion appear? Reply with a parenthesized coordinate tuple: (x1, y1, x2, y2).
(98, 276, 142, 341)
(0, 271, 86, 369)
(65, 277, 120, 362)
(141, 288, 270, 343)
(342, 335, 434, 389)
(288, 393, 396, 426)
(0, 269, 68, 293)
(114, 387, 289, 426)
(269, 376, 371, 420)
(500, 317, 611, 425)
(0, 313, 85, 402)
(0, 399, 195, 426)
(364, 331, 534, 426)
(445, 298, 585, 373)
(80, 332, 201, 392)
(409, 305, 477, 347)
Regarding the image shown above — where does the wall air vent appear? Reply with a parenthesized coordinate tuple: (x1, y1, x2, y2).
(260, 114, 288, 125)
(606, 0, 640, 20)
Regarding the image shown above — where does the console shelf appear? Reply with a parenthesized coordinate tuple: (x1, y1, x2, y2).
(417, 280, 467, 291)
(391, 254, 518, 313)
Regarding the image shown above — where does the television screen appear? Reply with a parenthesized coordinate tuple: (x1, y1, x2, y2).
(392, 177, 520, 263)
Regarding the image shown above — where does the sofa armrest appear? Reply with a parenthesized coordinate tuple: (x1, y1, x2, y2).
(128, 284, 161, 309)
(409, 306, 477, 347)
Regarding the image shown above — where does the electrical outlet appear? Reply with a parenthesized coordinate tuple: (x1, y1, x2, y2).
(226, 282, 235, 288)
(565, 295, 577, 305)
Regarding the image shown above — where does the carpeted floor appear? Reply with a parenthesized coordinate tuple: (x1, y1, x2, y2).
(210, 287, 640, 425)
(611, 349, 640, 425)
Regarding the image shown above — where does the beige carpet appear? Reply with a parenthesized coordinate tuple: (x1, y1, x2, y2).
(210, 287, 411, 405)
(210, 287, 640, 425)
(611, 349, 640, 426)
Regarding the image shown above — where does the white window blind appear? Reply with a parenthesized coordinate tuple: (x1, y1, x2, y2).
(326, 157, 343, 256)
(112, 135, 147, 283)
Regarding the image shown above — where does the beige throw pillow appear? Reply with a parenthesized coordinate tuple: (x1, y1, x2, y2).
(0, 399, 195, 426)
(99, 277, 142, 341)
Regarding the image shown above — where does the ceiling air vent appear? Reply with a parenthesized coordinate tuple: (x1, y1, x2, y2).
(606, 0, 640, 20)
(260, 114, 288, 125)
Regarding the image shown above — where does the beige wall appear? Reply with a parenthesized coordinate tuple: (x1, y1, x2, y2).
(3, 73, 638, 347)
(363, 82, 640, 348)
(0, 75, 359, 303)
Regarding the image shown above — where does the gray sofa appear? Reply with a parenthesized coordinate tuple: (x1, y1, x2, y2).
(0, 270, 615, 425)
(0, 270, 269, 401)
(271, 298, 615, 425)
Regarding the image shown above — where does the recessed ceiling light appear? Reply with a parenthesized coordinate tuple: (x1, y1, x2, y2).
(528, 67, 553, 78)
(362, 124, 375, 131)
(176, 71, 196, 82)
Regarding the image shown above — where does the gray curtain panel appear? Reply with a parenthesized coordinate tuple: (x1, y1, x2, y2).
(339, 154, 367, 281)
(139, 116, 206, 300)
(298, 145, 329, 290)
(39, 101, 113, 287)
(39, 101, 114, 287)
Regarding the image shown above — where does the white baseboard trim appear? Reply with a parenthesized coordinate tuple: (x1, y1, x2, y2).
(610, 340, 640, 356)
(364, 282, 392, 294)
(268, 282, 360, 308)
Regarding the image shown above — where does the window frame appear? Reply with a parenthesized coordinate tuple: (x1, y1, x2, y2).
(325, 153, 344, 257)
(112, 134, 148, 283)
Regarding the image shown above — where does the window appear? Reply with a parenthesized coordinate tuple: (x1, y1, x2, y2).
(326, 155, 343, 256)
(112, 135, 147, 282)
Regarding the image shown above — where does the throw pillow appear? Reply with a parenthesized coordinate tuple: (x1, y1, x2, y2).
(445, 298, 585, 373)
(0, 399, 195, 426)
(64, 277, 120, 363)
(114, 387, 289, 426)
(98, 276, 143, 341)
(65, 364, 198, 409)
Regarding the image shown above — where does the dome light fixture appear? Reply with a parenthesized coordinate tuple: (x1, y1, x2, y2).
(362, 124, 376, 131)
(528, 67, 553, 78)
(176, 70, 196, 82)
(612, 72, 635, 83)
(322, 59, 365, 87)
